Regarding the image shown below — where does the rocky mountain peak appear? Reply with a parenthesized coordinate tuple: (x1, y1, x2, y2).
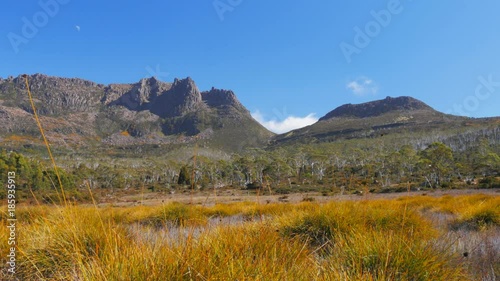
(319, 96, 434, 121)
(172, 77, 196, 89)
(150, 77, 203, 118)
(139, 76, 159, 86)
(0, 73, 273, 151)
(202, 87, 244, 110)
(18, 73, 100, 88)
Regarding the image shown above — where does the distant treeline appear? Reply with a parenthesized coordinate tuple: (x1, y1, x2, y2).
(1, 135, 499, 203)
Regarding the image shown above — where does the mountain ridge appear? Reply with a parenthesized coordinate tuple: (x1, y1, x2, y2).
(0, 73, 273, 152)
(272, 95, 499, 145)
(319, 96, 435, 120)
(1, 73, 499, 155)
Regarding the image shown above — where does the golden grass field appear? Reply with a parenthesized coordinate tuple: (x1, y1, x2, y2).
(1, 192, 499, 280)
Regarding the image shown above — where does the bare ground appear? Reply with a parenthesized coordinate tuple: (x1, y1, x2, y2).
(98, 188, 499, 207)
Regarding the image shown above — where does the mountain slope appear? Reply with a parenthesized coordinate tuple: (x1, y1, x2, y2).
(273, 96, 499, 145)
(0, 74, 273, 153)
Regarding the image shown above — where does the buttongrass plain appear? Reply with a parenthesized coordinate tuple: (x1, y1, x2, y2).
(1, 194, 498, 280)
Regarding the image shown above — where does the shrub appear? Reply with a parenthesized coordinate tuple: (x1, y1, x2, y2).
(478, 177, 500, 189)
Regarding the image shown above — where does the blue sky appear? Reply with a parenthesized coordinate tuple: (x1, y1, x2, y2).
(1, 0, 500, 133)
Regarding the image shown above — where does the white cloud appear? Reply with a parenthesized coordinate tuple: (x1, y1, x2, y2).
(346, 77, 378, 96)
(251, 110, 318, 134)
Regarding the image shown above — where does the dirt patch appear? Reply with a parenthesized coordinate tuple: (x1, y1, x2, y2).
(98, 188, 499, 207)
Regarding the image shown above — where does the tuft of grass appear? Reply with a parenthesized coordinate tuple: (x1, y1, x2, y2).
(321, 230, 466, 280)
(451, 198, 500, 231)
(133, 202, 208, 227)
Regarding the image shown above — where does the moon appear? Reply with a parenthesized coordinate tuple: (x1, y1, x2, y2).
(75, 25, 80, 32)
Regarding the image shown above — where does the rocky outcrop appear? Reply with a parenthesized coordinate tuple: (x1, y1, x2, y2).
(202, 88, 244, 109)
(104, 77, 172, 110)
(0, 74, 238, 118)
(0, 73, 104, 116)
(151, 77, 204, 118)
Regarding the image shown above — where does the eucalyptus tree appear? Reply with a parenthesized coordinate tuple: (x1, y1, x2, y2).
(419, 142, 455, 187)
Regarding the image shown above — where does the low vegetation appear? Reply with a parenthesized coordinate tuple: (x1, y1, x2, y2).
(1, 135, 499, 204)
(1, 194, 498, 280)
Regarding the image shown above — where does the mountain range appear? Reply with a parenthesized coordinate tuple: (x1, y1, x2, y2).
(1, 74, 499, 156)
(0, 74, 272, 153)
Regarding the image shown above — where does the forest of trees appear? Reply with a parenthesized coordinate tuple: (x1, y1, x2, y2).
(1, 133, 499, 203)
